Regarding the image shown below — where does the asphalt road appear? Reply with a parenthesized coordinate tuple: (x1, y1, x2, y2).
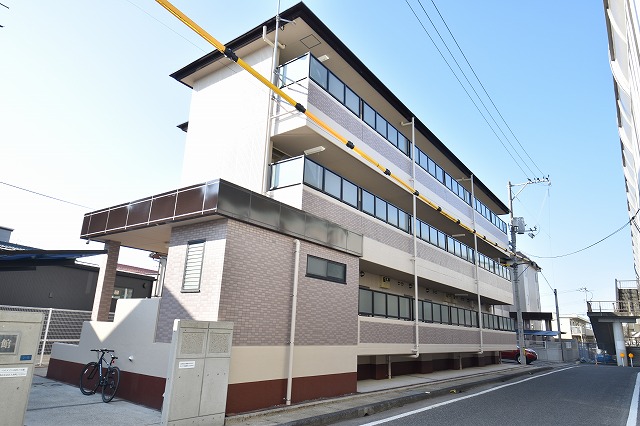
(335, 365, 640, 426)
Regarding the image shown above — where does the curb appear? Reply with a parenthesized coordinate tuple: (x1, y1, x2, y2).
(229, 366, 554, 426)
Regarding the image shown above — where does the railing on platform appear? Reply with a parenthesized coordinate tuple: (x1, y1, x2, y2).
(588, 300, 640, 314)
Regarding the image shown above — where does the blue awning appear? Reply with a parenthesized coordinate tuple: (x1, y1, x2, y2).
(524, 330, 558, 336)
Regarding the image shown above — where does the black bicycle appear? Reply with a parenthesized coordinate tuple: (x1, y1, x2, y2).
(79, 348, 120, 402)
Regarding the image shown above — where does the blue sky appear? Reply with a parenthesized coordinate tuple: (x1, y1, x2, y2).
(0, 1, 632, 315)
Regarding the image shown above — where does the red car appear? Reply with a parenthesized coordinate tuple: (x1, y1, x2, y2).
(500, 347, 537, 364)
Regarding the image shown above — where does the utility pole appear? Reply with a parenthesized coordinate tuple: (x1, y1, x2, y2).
(554, 289, 563, 361)
(508, 177, 550, 365)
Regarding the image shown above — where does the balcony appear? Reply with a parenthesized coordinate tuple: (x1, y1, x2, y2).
(270, 156, 511, 284)
(275, 53, 508, 241)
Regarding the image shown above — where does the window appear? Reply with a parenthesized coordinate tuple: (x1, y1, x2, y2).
(306, 255, 346, 283)
(328, 73, 345, 103)
(112, 287, 133, 299)
(375, 197, 387, 221)
(359, 288, 373, 315)
(324, 169, 341, 199)
(342, 179, 358, 207)
(303, 159, 323, 189)
(362, 190, 375, 216)
(182, 240, 205, 292)
(363, 102, 376, 128)
(345, 86, 360, 115)
(309, 56, 327, 89)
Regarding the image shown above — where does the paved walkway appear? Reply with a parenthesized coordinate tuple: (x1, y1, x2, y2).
(25, 361, 558, 426)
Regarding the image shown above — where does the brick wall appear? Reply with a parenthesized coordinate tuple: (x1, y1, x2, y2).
(155, 220, 228, 343)
(218, 220, 359, 347)
(359, 319, 481, 345)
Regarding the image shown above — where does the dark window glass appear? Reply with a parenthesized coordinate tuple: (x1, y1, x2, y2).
(345, 86, 360, 115)
(387, 294, 399, 317)
(451, 308, 459, 325)
(399, 211, 409, 232)
(399, 297, 411, 319)
(309, 56, 327, 89)
(423, 301, 433, 322)
(398, 135, 408, 155)
(362, 190, 375, 216)
(363, 102, 376, 128)
(328, 72, 345, 103)
(387, 204, 398, 227)
(465, 310, 472, 326)
(432, 303, 441, 323)
(303, 159, 323, 189)
(375, 197, 387, 221)
(388, 126, 398, 147)
(306, 255, 346, 283)
(428, 157, 437, 176)
(358, 288, 372, 315)
(441, 305, 450, 324)
(324, 169, 341, 199)
(373, 292, 386, 316)
(376, 113, 387, 137)
(342, 179, 358, 207)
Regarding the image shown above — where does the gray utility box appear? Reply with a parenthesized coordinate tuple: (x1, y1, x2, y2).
(0, 311, 43, 426)
(161, 320, 233, 426)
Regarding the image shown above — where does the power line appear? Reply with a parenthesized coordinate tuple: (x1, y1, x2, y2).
(404, 0, 530, 178)
(525, 208, 640, 259)
(415, 0, 538, 178)
(428, 0, 545, 177)
(0, 181, 92, 209)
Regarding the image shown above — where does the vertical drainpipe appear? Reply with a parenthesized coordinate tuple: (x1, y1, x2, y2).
(470, 175, 483, 354)
(262, 0, 282, 194)
(402, 118, 419, 358)
(286, 239, 300, 406)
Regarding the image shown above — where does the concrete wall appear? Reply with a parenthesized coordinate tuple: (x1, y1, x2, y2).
(181, 45, 273, 192)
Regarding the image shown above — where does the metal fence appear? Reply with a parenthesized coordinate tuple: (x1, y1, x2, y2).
(0, 305, 113, 366)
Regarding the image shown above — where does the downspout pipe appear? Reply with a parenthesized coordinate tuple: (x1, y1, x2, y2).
(470, 175, 483, 354)
(286, 239, 300, 406)
(402, 117, 419, 359)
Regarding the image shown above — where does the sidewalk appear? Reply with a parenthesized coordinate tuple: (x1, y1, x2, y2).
(25, 362, 557, 426)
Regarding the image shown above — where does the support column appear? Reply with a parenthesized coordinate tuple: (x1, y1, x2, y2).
(91, 240, 121, 321)
(613, 321, 627, 366)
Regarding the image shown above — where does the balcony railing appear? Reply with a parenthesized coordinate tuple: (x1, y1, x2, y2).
(277, 53, 508, 235)
(358, 287, 515, 331)
(270, 156, 511, 281)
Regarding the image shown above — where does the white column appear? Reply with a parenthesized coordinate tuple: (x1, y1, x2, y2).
(613, 321, 627, 366)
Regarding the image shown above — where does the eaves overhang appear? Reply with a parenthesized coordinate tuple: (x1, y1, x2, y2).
(81, 178, 363, 257)
(170, 2, 509, 215)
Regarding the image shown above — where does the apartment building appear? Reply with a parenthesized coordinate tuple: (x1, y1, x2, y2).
(603, 0, 640, 276)
(49, 3, 516, 413)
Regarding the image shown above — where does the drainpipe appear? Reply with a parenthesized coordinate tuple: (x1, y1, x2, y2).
(285, 239, 300, 406)
(470, 175, 483, 354)
(262, 1, 283, 194)
(402, 117, 419, 358)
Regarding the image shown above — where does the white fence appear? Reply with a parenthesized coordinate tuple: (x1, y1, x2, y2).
(0, 305, 113, 366)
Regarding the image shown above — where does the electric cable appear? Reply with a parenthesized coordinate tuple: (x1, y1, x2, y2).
(404, 0, 529, 178)
(415, 0, 537, 178)
(428, 0, 545, 177)
(525, 208, 640, 259)
(0, 181, 93, 209)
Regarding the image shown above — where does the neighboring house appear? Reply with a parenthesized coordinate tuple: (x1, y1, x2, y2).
(552, 314, 595, 344)
(49, 3, 516, 413)
(0, 231, 155, 312)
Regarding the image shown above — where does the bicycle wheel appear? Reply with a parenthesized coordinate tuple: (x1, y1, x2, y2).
(80, 362, 100, 395)
(102, 366, 120, 402)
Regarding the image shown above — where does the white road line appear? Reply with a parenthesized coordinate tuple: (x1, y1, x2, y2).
(359, 366, 576, 426)
(626, 372, 640, 426)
